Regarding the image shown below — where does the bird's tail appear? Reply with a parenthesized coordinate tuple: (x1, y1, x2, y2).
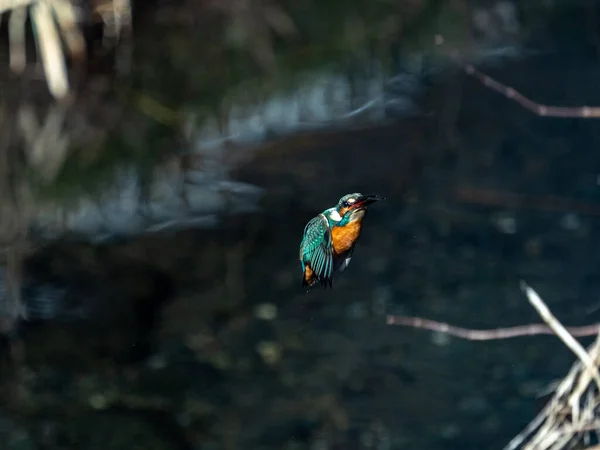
(302, 264, 314, 288)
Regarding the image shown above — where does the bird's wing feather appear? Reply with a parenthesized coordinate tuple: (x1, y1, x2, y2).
(300, 214, 334, 284)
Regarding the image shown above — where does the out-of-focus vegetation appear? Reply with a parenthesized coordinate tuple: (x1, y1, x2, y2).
(0, 0, 568, 332)
(2, 1, 600, 450)
(0, 0, 547, 211)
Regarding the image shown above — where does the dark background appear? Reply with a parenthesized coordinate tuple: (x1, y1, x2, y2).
(2, 0, 600, 449)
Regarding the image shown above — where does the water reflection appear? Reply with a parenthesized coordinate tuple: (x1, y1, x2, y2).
(30, 154, 264, 243)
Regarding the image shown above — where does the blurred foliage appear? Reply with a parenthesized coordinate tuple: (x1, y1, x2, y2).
(131, 0, 458, 110)
(25, 121, 175, 205)
(0, 0, 575, 208)
(15, 0, 458, 205)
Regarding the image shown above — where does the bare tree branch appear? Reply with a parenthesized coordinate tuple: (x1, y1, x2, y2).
(464, 63, 600, 118)
(386, 315, 600, 340)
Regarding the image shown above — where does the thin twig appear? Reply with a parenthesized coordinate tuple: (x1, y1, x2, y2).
(503, 402, 553, 450)
(464, 63, 600, 118)
(386, 315, 600, 340)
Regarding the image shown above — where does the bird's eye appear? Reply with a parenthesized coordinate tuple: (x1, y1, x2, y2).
(342, 201, 350, 207)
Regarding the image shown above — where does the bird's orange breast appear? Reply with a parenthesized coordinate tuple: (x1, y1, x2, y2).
(331, 220, 363, 255)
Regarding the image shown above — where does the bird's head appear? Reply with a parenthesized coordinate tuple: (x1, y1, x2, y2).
(335, 193, 385, 217)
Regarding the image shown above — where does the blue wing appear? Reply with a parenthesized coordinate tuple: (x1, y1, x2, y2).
(299, 214, 334, 287)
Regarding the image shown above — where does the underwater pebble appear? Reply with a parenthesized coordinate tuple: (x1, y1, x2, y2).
(235, 357, 253, 372)
(281, 372, 297, 387)
(518, 380, 547, 397)
(346, 301, 367, 319)
(89, 393, 109, 410)
(504, 397, 524, 411)
(183, 397, 215, 416)
(287, 441, 305, 450)
(560, 213, 580, 231)
(8, 429, 35, 450)
(436, 218, 451, 236)
(458, 395, 489, 414)
(460, 246, 476, 259)
(256, 341, 282, 365)
(490, 365, 508, 381)
(255, 303, 277, 320)
(360, 430, 375, 448)
(390, 434, 411, 448)
(311, 435, 329, 450)
(146, 353, 167, 370)
(492, 212, 516, 234)
(481, 415, 502, 434)
(524, 238, 542, 258)
(0, 416, 13, 434)
(378, 432, 391, 450)
(431, 330, 451, 346)
(176, 412, 191, 427)
(511, 363, 531, 379)
(194, 442, 220, 450)
(210, 352, 232, 370)
(369, 256, 387, 273)
(372, 285, 392, 315)
(439, 423, 461, 439)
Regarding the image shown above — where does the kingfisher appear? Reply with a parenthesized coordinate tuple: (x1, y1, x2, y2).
(299, 193, 385, 288)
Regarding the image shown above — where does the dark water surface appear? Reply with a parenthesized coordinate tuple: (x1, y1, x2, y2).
(4, 2, 600, 450)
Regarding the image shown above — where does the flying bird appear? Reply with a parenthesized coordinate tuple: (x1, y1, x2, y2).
(299, 193, 384, 288)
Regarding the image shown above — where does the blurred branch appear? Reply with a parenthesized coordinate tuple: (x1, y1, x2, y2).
(135, 94, 183, 127)
(19, 101, 71, 182)
(387, 315, 600, 340)
(463, 62, 600, 118)
(0, 0, 34, 10)
(94, 0, 131, 44)
(431, 28, 600, 118)
(8, 4, 27, 73)
(32, 2, 70, 98)
(208, 0, 297, 71)
(387, 281, 600, 343)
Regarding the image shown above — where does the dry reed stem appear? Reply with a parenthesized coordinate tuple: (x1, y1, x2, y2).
(506, 286, 600, 450)
(19, 101, 71, 181)
(456, 58, 600, 447)
(0, 0, 34, 11)
(388, 283, 600, 450)
(0, 1, 131, 98)
(521, 282, 600, 425)
(499, 284, 600, 450)
(8, 6, 27, 73)
(32, 1, 70, 98)
(519, 338, 600, 450)
(521, 283, 600, 387)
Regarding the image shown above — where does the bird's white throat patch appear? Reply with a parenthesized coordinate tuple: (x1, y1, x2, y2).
(328, 209, 342, 222)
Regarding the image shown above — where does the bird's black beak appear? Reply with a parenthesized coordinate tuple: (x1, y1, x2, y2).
(355, 194, 385, 207)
